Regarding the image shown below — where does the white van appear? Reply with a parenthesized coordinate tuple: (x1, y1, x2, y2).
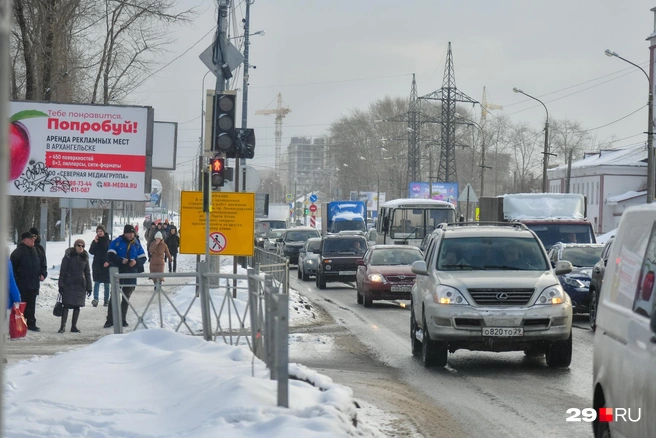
(593, 204, 656, 438)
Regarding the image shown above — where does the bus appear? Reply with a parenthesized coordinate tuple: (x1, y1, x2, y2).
(375, 199, 456, 247)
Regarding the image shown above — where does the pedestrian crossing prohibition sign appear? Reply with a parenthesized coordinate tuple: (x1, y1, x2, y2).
(209, 232, 227, 254)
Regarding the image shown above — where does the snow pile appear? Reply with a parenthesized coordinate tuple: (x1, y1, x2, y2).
(4, 329, 382, 437)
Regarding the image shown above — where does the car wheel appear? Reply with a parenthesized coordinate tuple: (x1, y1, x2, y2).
(410, 303, 422, 356)
(301, 267, 309, 282)
(318, 274, 326, 289)
(356, 291, 363, 304)
(297, 266, 302, 279)
(589, 288, 598, 331)
(421, 312, 447, 367)
(363, 295, 373, 308)
(546, 331, 572, 368)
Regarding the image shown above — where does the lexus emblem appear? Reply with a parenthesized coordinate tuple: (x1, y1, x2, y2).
(496, 293, 508, 301)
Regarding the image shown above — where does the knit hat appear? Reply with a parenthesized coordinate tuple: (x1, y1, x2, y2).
(154, 231, 163, 240)
(29, 227, 39, 236)
(123, 224, 136, 234)
(74, 239, 85, 248)
(96, 224, 106, 232)
(21, 231, 33, 240)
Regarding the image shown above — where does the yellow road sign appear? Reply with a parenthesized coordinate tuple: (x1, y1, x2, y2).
(475, 207, 480, 221)
(180, 191, 255, 256)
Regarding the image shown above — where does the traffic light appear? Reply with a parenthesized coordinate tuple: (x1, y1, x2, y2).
(238, 128, 256, 159)
(304, 207, 309, 216)
(210, 158, 225, 189)
(213, 92, 237, 157)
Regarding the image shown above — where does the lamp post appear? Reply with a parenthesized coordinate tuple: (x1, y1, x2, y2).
(605, 49, 653, 204)
(513, 87, 550, 193)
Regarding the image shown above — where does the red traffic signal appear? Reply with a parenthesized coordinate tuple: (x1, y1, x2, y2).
(210, 158, 225, 189)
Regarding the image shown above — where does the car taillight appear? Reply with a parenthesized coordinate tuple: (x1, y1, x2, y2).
(641, 271, 654, 301)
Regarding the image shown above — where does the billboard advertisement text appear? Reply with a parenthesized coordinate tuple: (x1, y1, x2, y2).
(408, 182, 458, 205)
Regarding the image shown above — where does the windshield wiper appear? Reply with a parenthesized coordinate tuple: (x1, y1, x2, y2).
(441, 263, 486, 270)
(401, 227, 419, 244)
(484, 265, 531, 271)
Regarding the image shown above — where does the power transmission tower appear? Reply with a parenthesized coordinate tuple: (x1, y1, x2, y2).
(255, 93, 291, 175)
(407, 74, 421, 183)
(420, 42, 478, 183)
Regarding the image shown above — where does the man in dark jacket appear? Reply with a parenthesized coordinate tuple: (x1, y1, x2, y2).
(29, 227, 48, 275)
(89, 224, 110, 307)
(103, 224, 147, 328)
(11, 231, 47, 331)
(165, 227, 180, 273)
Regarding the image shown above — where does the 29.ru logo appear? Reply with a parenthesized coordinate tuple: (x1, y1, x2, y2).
(566, 408, 641, 423)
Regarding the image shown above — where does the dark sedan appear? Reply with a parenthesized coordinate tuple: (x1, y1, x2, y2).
(589, 236, 614, 330)
(277, 227, 320, 264)
(548, 243, 604, 314)
(355, 245, 424, 308)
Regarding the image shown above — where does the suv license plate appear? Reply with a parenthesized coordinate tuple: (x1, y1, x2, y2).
(391, 285, 412, 292)
(339, 271, 356, 276)
(482, 327, 524, 337)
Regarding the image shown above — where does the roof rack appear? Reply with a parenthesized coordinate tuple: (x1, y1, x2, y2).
(437, 221, 530, 231)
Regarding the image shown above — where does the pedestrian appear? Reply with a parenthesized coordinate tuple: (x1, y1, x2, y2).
(10, 232, 47, 331)
(165, 227, 180, 273)
(103, 224, 146, 328)
(57, 239, 92, 333)
(161, 220, 170, 236)
(148, 232, 171, 284)
(29, 227, 48, 274)
(89, 224, 110, 307)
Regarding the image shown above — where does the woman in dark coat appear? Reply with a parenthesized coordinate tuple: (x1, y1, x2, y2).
(58, 239, 92, 333)
(165, 227, 180, 273)
(89, 224, 110, 307)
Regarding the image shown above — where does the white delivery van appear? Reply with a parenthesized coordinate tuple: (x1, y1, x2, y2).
(593, 203, 656, 438)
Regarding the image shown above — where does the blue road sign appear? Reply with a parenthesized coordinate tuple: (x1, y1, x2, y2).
(309, 194, 318, 203)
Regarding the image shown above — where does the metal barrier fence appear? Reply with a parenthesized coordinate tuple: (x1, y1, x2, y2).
(248, 247, 289, 295)
(109, 263, 289, 407)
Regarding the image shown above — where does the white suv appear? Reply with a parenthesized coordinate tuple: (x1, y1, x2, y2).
(410, 223, 573, 368)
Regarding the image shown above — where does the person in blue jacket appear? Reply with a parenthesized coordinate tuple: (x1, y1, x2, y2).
(103, 224, 147, 328)
(7, 257, 22, 310)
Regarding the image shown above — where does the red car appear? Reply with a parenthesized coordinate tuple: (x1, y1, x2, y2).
(356, 245, 424, 307)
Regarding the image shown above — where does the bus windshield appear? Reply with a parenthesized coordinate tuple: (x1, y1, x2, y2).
(390, 207, 455, 239)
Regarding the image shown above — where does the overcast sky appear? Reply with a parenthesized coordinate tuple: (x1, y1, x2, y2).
(133, 0, 656, 186)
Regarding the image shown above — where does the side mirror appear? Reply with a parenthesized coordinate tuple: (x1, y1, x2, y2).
(312, 249, 321, 254)
(555, 260, 573, 276)
(356, 260, 365, 266)
(411, 260, 428, 276)
(603, 258, 608, 267)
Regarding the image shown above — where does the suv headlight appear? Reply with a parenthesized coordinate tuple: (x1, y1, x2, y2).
(434, 285, 468, 305)
(563, 277, 585, 288)
(306, 259, 314, 265)
(368, 273, 386, 283)
(536, 285, 567, 305)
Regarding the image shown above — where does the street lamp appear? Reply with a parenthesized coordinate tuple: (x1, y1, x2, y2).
(605, 49, 653, 203)
(513, 87, 550, 193)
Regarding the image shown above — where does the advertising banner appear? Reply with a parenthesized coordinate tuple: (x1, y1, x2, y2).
(348, 191, 387, 211)
(9, 101, 151, 200)
(408, 182, 459, 205)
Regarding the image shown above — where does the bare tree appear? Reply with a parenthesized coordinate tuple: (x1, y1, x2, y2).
(550, 119, 590, 192)
(507, 122, 541, 193)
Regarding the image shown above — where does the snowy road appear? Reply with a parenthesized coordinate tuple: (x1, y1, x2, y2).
(289, 271, 595, 438)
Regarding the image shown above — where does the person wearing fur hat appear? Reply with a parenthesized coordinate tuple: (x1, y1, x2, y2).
(57, 239, 92, 333)
(148, 231, 171, 284)
(29, 227, 47, 281)
(103, 224, 146, 328)
(89, 224, 110, 307)
(11, 231, 47, 331)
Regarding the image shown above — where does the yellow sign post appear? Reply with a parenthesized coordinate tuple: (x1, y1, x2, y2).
(180, 191, 255, 256)
(475, 207, 480, 221)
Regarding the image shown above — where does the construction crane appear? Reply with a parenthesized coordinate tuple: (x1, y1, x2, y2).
(481, 86, 503, 122)
(255, 93, 291, 174)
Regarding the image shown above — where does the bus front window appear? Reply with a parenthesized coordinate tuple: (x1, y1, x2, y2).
(391, 209, 424, 239)
(427, 208, 455, 231)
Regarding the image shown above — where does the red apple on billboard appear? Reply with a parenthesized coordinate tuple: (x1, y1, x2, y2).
(8, 110, 48, 181)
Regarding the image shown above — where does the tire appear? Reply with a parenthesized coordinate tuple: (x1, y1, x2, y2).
(301, 268, 309, 282)
(357, 291, 363, 304)
(546, 331, 572, 368)
(297, 266, 302, 279)
(363, 295, 373, 308)
(318, 273, 326, 289)
(421, 312, 448, 367)
(589, 288, 598, 331)
(410, 303, 422, 356)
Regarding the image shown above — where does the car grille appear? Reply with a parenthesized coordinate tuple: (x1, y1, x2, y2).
(467, 288, 535, 306)
(385, 275, 415, 284)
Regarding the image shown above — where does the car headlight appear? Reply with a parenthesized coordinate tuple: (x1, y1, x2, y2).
(433, 285, 468, 305)
(536, 285, 566, 305)
(306, 259, 314, 265)
(563, 277, 586, 288)
(368, 273, 386, 283)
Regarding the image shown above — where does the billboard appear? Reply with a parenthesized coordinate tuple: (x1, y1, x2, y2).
(349, 191, 386, 211)
(9, 101, 151, 200)
(152, 121, 177, 170)
(408, 182, 459, 206)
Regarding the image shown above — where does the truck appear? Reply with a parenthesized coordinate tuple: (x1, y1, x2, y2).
(321, 201, 367, 236)
(254, 203, 290, 248)
(478, 193, 596, 250)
